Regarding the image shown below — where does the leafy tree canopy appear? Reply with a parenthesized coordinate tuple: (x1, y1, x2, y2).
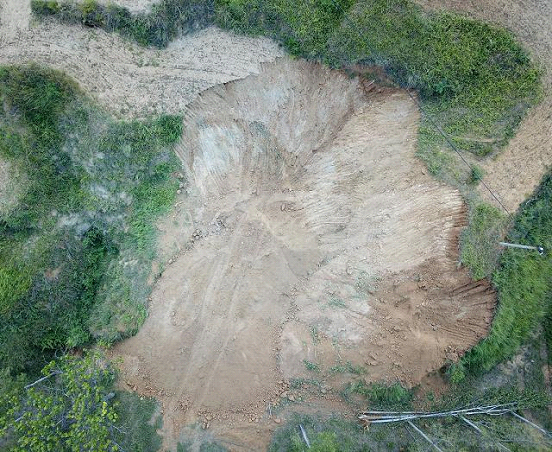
(1, 352, 121, 452)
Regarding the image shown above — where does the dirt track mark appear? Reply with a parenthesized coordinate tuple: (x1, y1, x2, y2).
(0, 0, 283, 117)
(111, 61, 495, 448)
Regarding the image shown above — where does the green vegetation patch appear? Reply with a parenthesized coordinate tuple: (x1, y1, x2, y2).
(216, 0, 356, 59)
(0, 65, 181, 374)
(114, 391, 163, 452)
(460, 202, 509, 280)
(32, 0, 215, 47)
(0, 351, 163, 451)
(456, 171, 552, 377)
(269, 414, 373, 452)
(345, 380, 413, 411)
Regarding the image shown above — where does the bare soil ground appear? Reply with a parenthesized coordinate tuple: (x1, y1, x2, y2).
(415, 0, 552, 212)
(2, 1, 550, 450)
(0, 1, 282, 118)
(95, 0, 159, 14)
(111, 59, 495, 450)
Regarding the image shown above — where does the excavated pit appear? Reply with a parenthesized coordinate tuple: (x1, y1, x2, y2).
(112, 59, 495, 437)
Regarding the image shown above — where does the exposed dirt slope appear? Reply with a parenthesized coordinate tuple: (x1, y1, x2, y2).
(111, 59, 495, 449)
(415, 0, 552, 212)
(0, 0, 282, 117)
(0, 2, 512, 450)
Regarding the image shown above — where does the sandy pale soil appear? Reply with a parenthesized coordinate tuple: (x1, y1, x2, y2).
(415, 0, 552, 212)
(4, 1, 549, 450)
(0, 1, 283, 118)
(95, 0, 159, 13)
(111, 59, 495, 449)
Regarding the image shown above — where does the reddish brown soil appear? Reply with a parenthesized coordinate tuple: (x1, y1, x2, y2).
(5, 1, 550, 450)
(110, 59, 495, 450)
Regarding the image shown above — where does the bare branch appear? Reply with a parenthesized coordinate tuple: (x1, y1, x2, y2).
(460, 415, 483, 434)
(24, 371, 62, 390)
(299, 424, 311, 449)
(406, 420, 444, 452)
(510, 411, 552, 438)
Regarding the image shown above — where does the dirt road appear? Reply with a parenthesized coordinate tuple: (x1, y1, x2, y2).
(0, 0, 282, 117)
(415, 0, 552, 212)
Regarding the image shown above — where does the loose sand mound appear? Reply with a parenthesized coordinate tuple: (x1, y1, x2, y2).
(0, 1, 282, 117)
(111, 59, 495, 444)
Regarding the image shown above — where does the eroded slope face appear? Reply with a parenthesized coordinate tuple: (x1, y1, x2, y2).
(112, 59, 494, 436)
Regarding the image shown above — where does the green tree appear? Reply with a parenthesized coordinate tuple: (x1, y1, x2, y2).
(1, 352, 121, 451)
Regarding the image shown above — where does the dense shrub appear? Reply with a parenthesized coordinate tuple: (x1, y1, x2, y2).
(0, 65, 181, 373)
(457, 172, 552, 375)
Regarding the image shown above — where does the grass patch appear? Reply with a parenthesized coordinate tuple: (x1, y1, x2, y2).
(455, 171, 552, 377)
(31, 0, 215, 47)
(0, 64, 181, 373)
(216, 0, 355, 59)
(269, 413, 373, 452)
(329, 361, 366, 376)
(544, 297, 552, 366)
(114, 391, 163, 452)
(303, 360, 321, 373)
(327, 296, 346, 308)
(460, 202, 510, 280)
(345, 381, 413, 411)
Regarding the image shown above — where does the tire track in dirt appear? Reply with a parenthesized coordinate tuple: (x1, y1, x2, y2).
(111, 60, 495, 450)
(0, 1, 283, 118)
(194, 210, 271, 408)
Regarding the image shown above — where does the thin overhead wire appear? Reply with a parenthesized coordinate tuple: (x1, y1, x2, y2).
(406, 90, 512, 216)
